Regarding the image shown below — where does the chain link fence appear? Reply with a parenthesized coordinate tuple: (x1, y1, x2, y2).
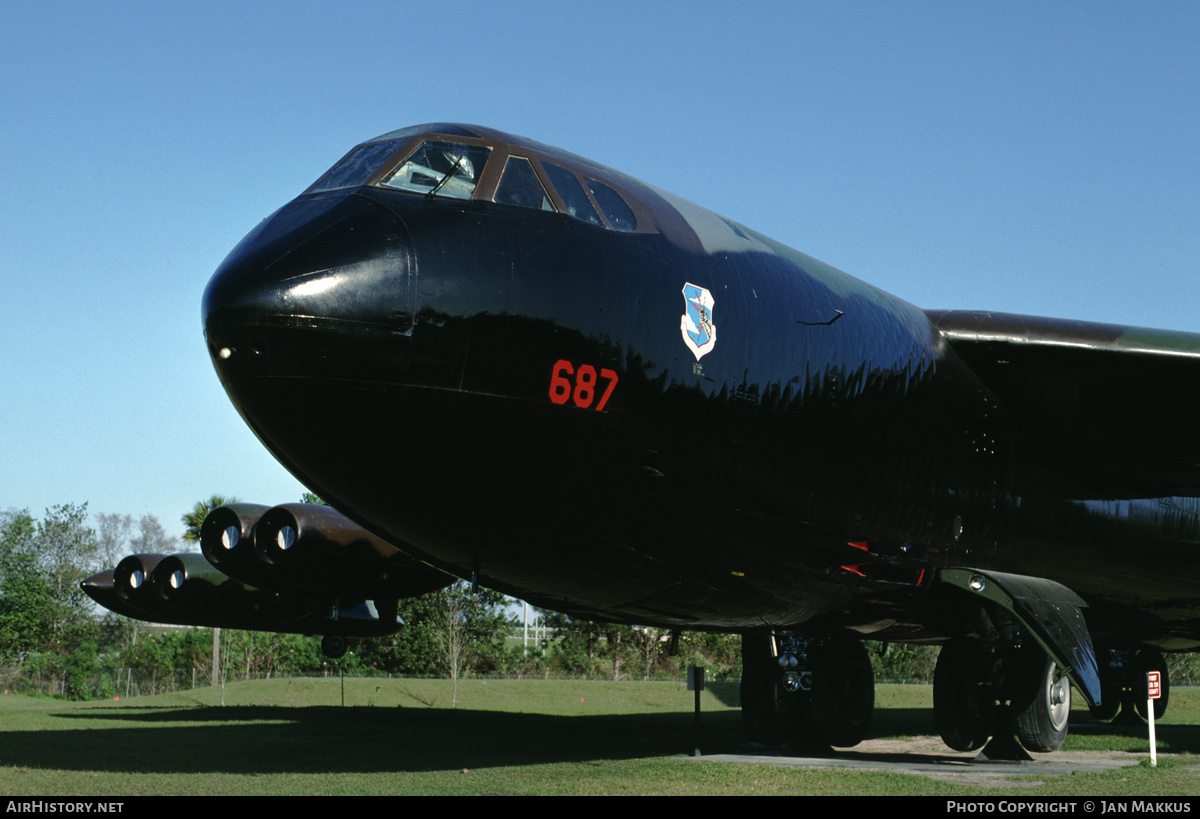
(4, 647, 1198, 702)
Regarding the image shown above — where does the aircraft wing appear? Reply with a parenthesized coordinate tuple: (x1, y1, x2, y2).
(926, 310, 1200, 499)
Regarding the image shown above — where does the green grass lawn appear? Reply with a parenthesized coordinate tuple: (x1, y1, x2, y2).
(0, 678, 1196, 796)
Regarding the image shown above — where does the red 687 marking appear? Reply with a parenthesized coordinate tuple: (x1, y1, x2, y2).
(549, 359, 618, 411)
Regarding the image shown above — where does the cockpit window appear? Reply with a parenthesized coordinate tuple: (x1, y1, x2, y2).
(379, 140, 492, 200)
(494, 157, 555, 212)
(542, 163, 602, 226)
(307, 139, 407, 194)
(585, 178, 637, 232)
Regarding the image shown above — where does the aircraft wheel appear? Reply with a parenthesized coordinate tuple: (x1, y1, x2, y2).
(740, 631, 802, 746)
(1133, 650, 1169, 721)
(1014, 653, 1071, 752)
(934, 640, 992, 752)
(810, 637, 874, 747)
(1090, 678, 1121, 722)
(321, 633, 349, 659)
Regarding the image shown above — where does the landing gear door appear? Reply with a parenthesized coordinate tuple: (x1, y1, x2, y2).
(940, 567, 1102, 708)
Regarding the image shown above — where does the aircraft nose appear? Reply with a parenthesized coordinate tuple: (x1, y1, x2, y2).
(203, 191, 415, 376)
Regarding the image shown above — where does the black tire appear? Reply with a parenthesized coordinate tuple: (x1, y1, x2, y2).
(810, 638, 874, 748)
(1014, 653, 1071, 752)
(934, 641, 992, 752)
(321, 633, 348, 659)
(1132, 650, 1169, 721)
(740, 631, 800, 745)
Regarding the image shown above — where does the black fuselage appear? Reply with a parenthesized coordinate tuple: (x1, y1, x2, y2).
(203, 174, 1200, 648)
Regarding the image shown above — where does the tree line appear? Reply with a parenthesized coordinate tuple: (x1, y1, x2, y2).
(10, 498, 1198, 701)
(0, 498, 746, 700)
(0, 499, 521, 698)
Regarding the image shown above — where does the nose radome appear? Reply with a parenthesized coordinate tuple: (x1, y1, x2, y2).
(203, 192, 414, 342)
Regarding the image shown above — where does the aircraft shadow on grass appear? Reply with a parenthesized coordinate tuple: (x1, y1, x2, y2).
(14, 706, 740, 774)
(4, 703, 1193, 775)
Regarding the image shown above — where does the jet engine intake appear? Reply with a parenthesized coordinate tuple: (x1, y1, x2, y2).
(202, 502, 453, 599)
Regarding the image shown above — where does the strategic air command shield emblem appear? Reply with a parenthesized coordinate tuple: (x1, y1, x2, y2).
(680, 282, 716, 360)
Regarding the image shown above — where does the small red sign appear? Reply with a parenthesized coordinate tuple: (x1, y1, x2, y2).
(1148, 671, 1162, 700)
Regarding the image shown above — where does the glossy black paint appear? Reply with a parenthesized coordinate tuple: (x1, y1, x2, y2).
(203, 125, 1200, 651)
(200, 502, 453, 600)
(81, 552, 399, 636)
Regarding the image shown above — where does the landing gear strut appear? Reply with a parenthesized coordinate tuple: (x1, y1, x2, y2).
(740, 631, 805, 746)
(740, 630, 874, 749)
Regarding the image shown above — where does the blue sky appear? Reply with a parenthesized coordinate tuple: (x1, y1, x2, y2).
(3, 1, 1199, 546)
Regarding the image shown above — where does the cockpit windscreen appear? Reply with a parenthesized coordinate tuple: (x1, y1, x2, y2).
(379, 141, 492, 200)
(307, 140, 408, 194)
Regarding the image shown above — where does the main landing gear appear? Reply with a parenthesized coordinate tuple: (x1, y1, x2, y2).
(929, 568, 1105, 758)
(933, 632, 1072, 757)
(740, 630, 874, 750)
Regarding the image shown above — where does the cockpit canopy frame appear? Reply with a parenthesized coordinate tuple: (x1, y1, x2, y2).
(304, 123, 656, 234)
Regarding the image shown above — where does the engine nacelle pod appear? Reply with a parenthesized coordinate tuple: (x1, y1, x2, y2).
(149, 553, 328, 627)
(84, 544, 405, 636)
(198, 504, 288, 591)
(200, 503, 452, 599)
(252, 503, 453, 599)
(83, 554, 194, 626)
(82, 566, 181, 623)
(112, 553, 164, 604)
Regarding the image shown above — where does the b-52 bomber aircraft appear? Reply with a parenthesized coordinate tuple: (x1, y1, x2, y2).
(86, 123, 1200, 757)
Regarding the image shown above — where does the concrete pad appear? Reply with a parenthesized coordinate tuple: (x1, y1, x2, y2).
(688, 739, 1146, 787)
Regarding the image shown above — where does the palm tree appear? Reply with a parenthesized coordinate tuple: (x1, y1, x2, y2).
(180, 494, 238, 688)
(181, 495, 238, 544)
